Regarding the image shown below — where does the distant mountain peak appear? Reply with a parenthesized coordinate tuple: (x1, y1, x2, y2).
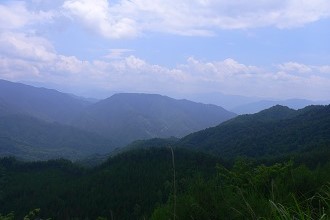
(74, 92, 236, 146)
(256, 104, 296, 120)
(0, 79, 91, 123)
(231, 98, 328, 115)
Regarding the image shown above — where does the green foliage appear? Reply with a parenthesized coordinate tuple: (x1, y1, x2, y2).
(0, 164, 5, 200)
(0, 213, 14, 220)
(179, 105, 330, 160)
(24, 208, 41, 220)
(0, 148, 220, 219)
(151, 159, 330, 220)
(0, 209, 52, 220)
(1, 148, 330, 219)
(269, 185, 330, 220)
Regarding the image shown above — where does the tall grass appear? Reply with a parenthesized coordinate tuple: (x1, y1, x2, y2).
(169, 146, 176, 220)
(270, 183, 330, 220)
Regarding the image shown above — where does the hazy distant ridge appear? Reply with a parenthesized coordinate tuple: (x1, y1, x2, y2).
(0, 79, 237, 159)
(73, 93, 237, 146)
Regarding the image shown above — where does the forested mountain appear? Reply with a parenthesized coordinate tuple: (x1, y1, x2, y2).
(179, 105, 330, 158)
(73, 93, 236, 146)
(0, 79, 90, 124)
(0, 80, 237, 153)
(0, 114, 114, 160)
(231, 98, 326, 114)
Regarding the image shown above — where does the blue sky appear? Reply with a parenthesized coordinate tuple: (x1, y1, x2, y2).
(0, 0, 330, 100)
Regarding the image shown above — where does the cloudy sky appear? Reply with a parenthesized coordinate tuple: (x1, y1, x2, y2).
(1, 0, 330, 100)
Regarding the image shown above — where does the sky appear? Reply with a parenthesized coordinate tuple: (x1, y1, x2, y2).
(0, 0, 330, 101)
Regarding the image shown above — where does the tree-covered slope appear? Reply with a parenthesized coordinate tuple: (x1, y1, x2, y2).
(73, 93, 236, 146)
(231, 98, 322, 114)
(178, 105, 330, 158)
(0, 147, 221, 219)
(0, 114, 114, 160)
(1, 147, 330, 220)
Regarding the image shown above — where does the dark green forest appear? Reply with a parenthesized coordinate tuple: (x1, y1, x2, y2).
(179, 105, 330, 159)
(1, 147, 330, 220)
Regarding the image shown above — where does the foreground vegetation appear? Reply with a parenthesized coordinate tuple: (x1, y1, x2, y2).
(1, 147, 330, 219)
(152, 159, 330, 219)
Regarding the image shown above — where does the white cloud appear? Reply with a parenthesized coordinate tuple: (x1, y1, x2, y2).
(104, 49, 134, 59)
(2, 0, 330, 38)
(180, 57, 262, 83)
(0, 57, 42, 80)
(278, 62, 312, 74)
(278, 62, 330, 76)
(0, 32, 57, 62)
(62, 0, 330, 38)
(0, 31, 92, 84)
(0, 1, 329, 100)
(63, 0, 138, 38)
(319, 66, 330, 74)
(0, 1, 55, 30)
(0, 29, 329, 100)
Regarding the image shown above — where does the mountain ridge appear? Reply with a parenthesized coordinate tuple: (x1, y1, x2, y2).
(0, 79, 91, 124)
(73, 93, 237, 146)
(0, 79, 237, 159)
(231, 98, 328, 114)
(178, 104, 330, 158)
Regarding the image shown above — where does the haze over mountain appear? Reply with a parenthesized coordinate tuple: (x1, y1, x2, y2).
(185, 92, 261, 110)
(0, 79, 90, 124)
(73, 93, 236, 146)
(0, 79, 237, 159)
(0, 114, 114, 160)
(232, 98, 329, 114)
(3, 78, 329, 161)
(184, 92, 329, 114)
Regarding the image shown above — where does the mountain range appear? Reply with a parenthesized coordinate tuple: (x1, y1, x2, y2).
(0, 79, 236, 160)
(185, 91, 329, 114)
(1, 78, 329, 161)
(231, 98, 328, 114)
(0, 80, 89, 124)
(73, 93, 236, 146)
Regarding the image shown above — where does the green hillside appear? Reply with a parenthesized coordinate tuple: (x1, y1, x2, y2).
(179, 105, 330, 158)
